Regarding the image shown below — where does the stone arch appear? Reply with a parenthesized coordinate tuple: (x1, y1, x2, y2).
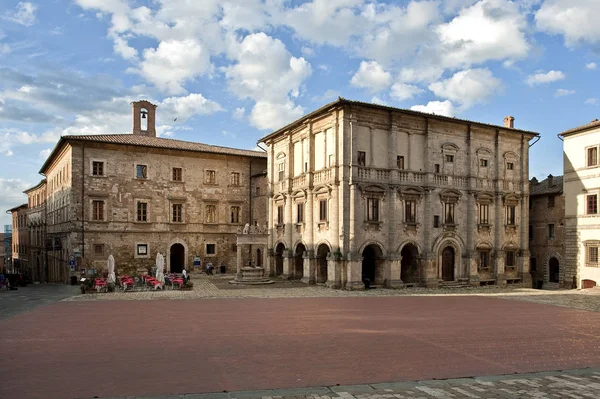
(358, 240, 387, 259)
(433, 235, 463, 282)
(543, 251, 564, 284)
(167, 238, 188, 273)
(274, 241, 286, 276)
(399, 241, 420, 284)
(432, 233, 465, 256)
(315, 242, 331, 284)
(361, 243, 386, 287)
(293, 240, 308, 280)
(397, 240, 423, 255)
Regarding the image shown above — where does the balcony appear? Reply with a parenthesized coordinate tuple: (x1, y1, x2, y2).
(292, 174, 306, 189)
(313, 169, 333, 185)
(356, 167, 390, 182)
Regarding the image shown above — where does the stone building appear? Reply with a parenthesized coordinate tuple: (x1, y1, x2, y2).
(560, 119, 600, 289)
(529, 175, 569, 288)
(26, 100, 267, 283)
(8, 204, 29, 276)
(260, 99, 538, 289)
(24, 180, 47, 283)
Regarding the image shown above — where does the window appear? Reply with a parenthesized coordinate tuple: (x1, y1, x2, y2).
(206, 205, 216, 223)
(479, 204, 489, 224)
(304, 162, 308, 172)
(172, 204, 183, 223)
(507, 162, 514, 170)
(137, 202, 147, 222)
(548, 195, 555, 208)
(587, 147, 598, 167)
(92, 161, 104, 176)
(94, 244, 104, 255)
(479, 251, 490, 269)
(587, 246, 599, 266)
(444, 203, 455, 224)
(397, 155, 405, 170)
(435, 164, 440, 173)
(480, 159, 488, 167)
(531, 258, 537, 272)
(297, 203, 304, 223)
(367, 198, 379, 222)
(434, 215, 440, 228)
(445, 155, 454, 163)
(278, 163, 285, 182)
(231, 172, 240, 186)
(328, 155, 333, 167)
(206, 244, 216, 255)
(506, 205, 516, 225)
(92, 200, 104, 221)
(277, 205, 283, 225)
(136, 164, 147, 179)
(548, 223, 555, 239)
(405, 200, 416, 223)
(505, 251, 516, 267)
(230, 206, 240, 224)
(357, 151, 366, 166)
(529, 224, 533, 241)
(587, 195, 598, 214)
(205, 170, 216, 184)
(172, 167, 182, 181)
(137, 244, 148, 256)
(319, 199, 327, 221)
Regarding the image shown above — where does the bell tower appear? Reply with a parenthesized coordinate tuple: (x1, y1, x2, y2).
(131, 100, 157, 137)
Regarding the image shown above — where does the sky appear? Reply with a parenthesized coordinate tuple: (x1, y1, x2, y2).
(0, 0, 599, 226)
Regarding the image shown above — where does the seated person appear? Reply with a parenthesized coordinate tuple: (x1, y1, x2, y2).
(206, 262, 214, 275)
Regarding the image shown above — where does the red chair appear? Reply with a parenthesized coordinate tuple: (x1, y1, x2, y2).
(172, 278, 184, 289)
(94, 278, 107, 293)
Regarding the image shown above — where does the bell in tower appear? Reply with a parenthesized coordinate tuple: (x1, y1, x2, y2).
(131, 100, 157, 137)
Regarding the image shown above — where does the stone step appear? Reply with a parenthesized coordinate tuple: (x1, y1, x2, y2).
(439, 281, 470, 289)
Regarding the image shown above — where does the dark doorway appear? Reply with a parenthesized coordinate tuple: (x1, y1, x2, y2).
(294, 244, 305, 279)
(275, 243, 285, 276)
(441, 246, 455, 281)
(549, 257, 559, 283)
(401, 244, 419, 284)
(362, 244, 383, 286)
(316, 244, 330, 283)
(256, 248, 262, 267)
(170, 244, 185, 273)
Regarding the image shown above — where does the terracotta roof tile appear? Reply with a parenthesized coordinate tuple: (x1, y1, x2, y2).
(559, 119, 600, 136)
(65, 134, 267, 158)
(530, 175, 563, 196)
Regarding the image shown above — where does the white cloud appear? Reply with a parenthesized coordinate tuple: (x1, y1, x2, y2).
(225, 33, 311, 130)
(554, 88, 575, 97)
(159, 93, 223, 122)
(2, 2, 37, 26)
(535, 0, 600, 46)
(39, 148, 52, 160)
(312, 89, 341, 103)
(0, 178, 31, 222)
(134, 39, 212, 94)
(232, 107, 245, 120)
(398, 67, 443, 84)
(436, 0, 530, 68)
(350, 61, 393, 93)
(525, 70, 566, 86)
(371, 96, 388, 106)
(410, 100, 456, 117)
(301, 47, 314, 57)
(428, 68, 503, 108)
(586, 62, 597, 70)
(0, 43, 10, 55)
(585, 98, 599, 105)
(390, 82, 424, 101)
(113, 35, 138, 60)
(249, 100, 305, 131)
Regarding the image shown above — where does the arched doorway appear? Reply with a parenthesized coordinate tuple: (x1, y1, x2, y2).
(549, 257, 559, 283)
(170, 244, 185, 273)
(362, 244, 384, 286)
(275, 243, 285, 276)
(441, 246, 454, 281)
(401, 244, 419, 284)
(316, 244, 330, 284)
(294, 244, 305, 279)
(256, 248, 262, 267)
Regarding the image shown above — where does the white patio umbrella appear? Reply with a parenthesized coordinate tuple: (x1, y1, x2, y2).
(155, 252, 165, 288)
(107, 254, 116, 284)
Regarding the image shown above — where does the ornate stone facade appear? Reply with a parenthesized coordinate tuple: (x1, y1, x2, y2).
(260, 99, 538, 289)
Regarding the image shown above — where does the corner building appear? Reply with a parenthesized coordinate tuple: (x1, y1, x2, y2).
(260, 99, 538, 289)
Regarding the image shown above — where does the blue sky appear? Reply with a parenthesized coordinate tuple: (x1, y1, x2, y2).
(1, 0, 599, 226)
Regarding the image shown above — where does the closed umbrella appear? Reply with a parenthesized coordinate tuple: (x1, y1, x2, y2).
(155, 252, 165, 288)
(107, 254, 115, 284)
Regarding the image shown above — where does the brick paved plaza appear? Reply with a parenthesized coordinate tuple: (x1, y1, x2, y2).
(2, 279, 600, 399)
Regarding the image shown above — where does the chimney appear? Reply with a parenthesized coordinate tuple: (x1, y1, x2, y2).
(548, 174, 553, 187)
(504, 115, 515, 128)
(531, 177, 538, 185)
(131, 100, 158, 137)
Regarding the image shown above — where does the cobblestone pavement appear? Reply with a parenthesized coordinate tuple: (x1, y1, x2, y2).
(85, 368, 600, 398)
(64, 274, 600, 313)
(0, 283, 80, 319)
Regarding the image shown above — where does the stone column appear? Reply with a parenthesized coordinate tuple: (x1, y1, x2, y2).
(326, 253, 341, 288)
(301, 250, 315, 285)
(282, 249, 293, 279)
(389, 253, 403, 288)
(262, 244, 268, 273)
(519, 136, 532, 287)
(422, 188, 436, 287)
(467, 192, 479, 286)
(236, 242, 243, 280)
(496, 251, 506, 286)
(494, 192, 502, 284)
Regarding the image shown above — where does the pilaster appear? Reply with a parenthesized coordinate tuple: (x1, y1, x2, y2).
(325, 253, 342, 289)
(389, 252, 403, 288)
(301, 250, 315, 285)
(282, 249, 293, 279)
